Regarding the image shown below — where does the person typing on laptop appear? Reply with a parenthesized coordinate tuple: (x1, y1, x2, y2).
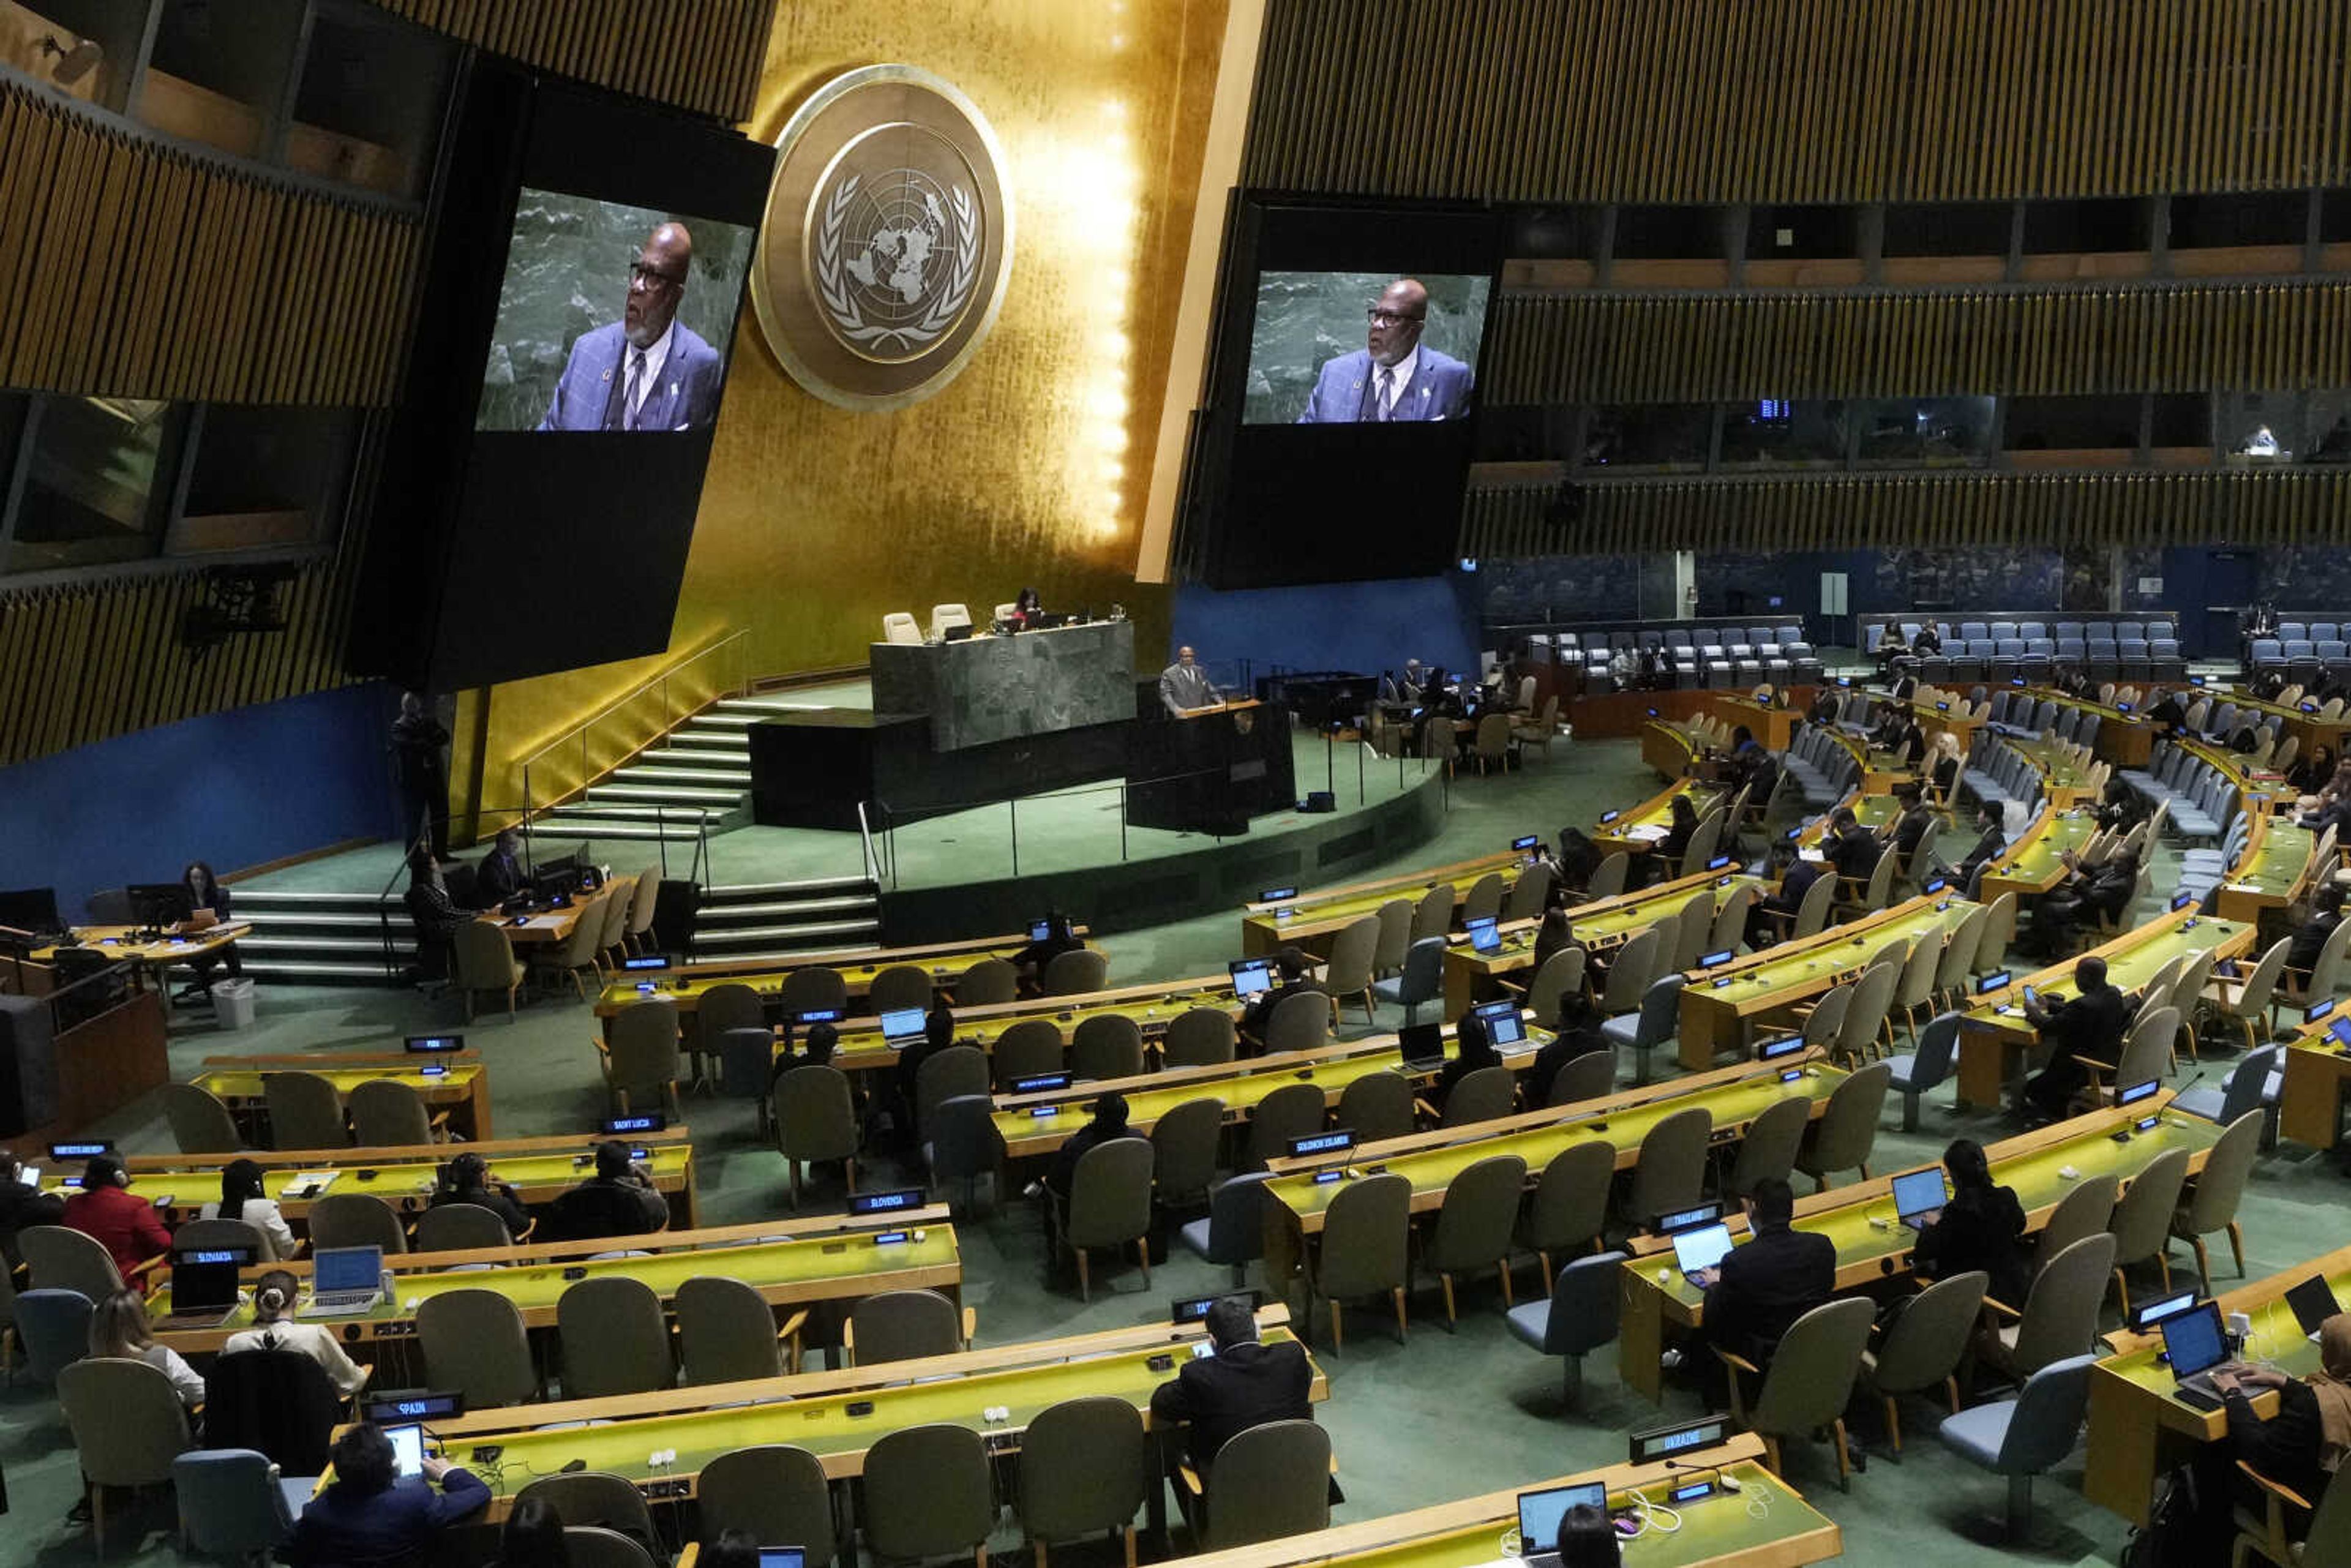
(1910, 1138, 2029, 1305)
(284, 1421, 489, 1566)
(2192, 1316, 2351, 1548)
(221, 1269, 368, 1395)
(1687, 1177, 1834, 1401)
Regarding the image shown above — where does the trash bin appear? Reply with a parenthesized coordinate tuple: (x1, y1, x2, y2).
(210, 978, 257, 1030)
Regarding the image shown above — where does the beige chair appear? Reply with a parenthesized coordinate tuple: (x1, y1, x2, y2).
(1059, 1136, 1155, 1302)
(1411, 882, 1454, 943)
(594, 1002, 683, 1119)
(58, 1356, 195, 1554)
(1329, 1070, 1410, 1145)
(1933, 904, 1989, 1010)
(418, 1287, 538, 1407)
(1515, 948, 1587, 1029)
(1681, 811, 1725, 879)
(1723, 1094, 1810, 1201)
(533, 891, 610, 1000)
(1461, 872, 1509, 928)
(413, 1202, 513, 1252)
(1043, 947, 1109, 996)
(159, 1081, 245, 1154)
(1829, 961, 1901, 1068)
(2172, 1109, 2262, 1283)
(1794, 1062, 1891, 1191)
(1585, 850, 1630, 901)
(1504, 863, 1555, 923)
(1263, 989, 1331, 1055)
(593, 885, 634, 975)
(452, 920, 527, 1022)
(1512, 695, 1561, 760)
(867, 1423, 994, 1567)
(171, 1215, 271, 1259)
(1423, 1154, 1526, 1326)
(2079, 1005, 2176, 1105)
(21, 1224, 128, 1299)
(845, 1287, 970, 1366)
(691, 981, 765, 1089)
(557, 1275, 674, 1397)
(1891, 933, 1945, 1048)
(913, 1045, 989, 1146)
(1310, 1171, 1411, 1351)
(1161, 1007, 1235, 1067)
(928, 603, 973, 640)
(1422, 716, 1460, 774)
(1717, 1296, 1875, 1490)
(881, 612, 922, 645)
(1624, 1106, 1711, 1229)
(774, 1063, 859, 1209)
(993, 1018, 1068, 1086)
(678, 1275, 805, 1382)
(1972, 891, 2020, 977)
(1711, 883, 1761, 955)
(2029, 1172, 2118, 1282)
(1322, 915, 1382, 1024)
(1520, 1140, 1614, 1288)
(1372, 898, 1415, 978)
(776, 966, 848, 1017)
(350, 1078, 440, 1147)
(623, 866, 660, 955)
(955, 956, 1019, 1005)
(2105, 1145, 2193, 1318)
(1246, 1081, 1328, 1172)
(867, 964, 934, 1017)
(263, 1071, 348, 1151)
(1860, 1269, 1987, 1458)
(2279, 915, 2351, 1018)
(1071, 1013, 1146, 1081)
(310, 1191, 408, 1254)
(1019, 1397, 1150, 1568)
(1798, 982, 1854, 1060)
(1471, 712, 1515, 774)
(2235, 1452, 2351, 1567)
(1599, 927, 1662, 1016)
(1985, 1232, 2117, 1383)
(696, 1446, 838, 1567)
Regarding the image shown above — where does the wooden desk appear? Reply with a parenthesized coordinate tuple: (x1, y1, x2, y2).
(1976, 805, 2101, 906)
(1439, 869, 1759, 1015)
(192, 1051, 494, 1141)
(2028, 689, 2155, 767)
(1673, 895, 1962, 1069)
(2222, 686, 2351, 767)
(2211, 808, 2319, 925)
(1641, 720, 1701, 781)
(41, 922, 252, 978)
(34, 1128, 700, 1230)
(1952, 911, 2255, 1111)
(1914, 699, 1981, 756)
(2278, 1007, 2351, 1148)
(2084, 1242, 2351, 1525)
(149, 1209, 956, 1357)
(1240, 851, 1525, 959)
(477, 893, 607, 947)
(1709, 694, 1801, 752)
(1178, 1435, 1839, 1568)
(1616, 1098, 2221, 1401)
(1597, 776, 1711, 858)
(364, 1307, 1327, 1518)
(1791, 791, 1888, 847)
(1998, 734, 2102, 809)
(593, 940, 1106, 1020)
(800, 973, 1245, 1076)
(1261, 1054, 1847, 1307)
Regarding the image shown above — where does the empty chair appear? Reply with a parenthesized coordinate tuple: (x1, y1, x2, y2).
(955, 957, 1020, 1005)
(1371, 898, 1415, 977)
(348, 1079, 437, 1147)
(418, 1288, 538, 1408)
(914, 1046, 989, 1147)
(868, 964, 934, 1017)
(1423, 1155, 1526, 1327)
(160, 1082, 246, 1155)
(1723, 1094, 1810, 1201)
(1043, 947, 1109, 996)
(596, 1002, 682, 1120)
(925, 1094, 1000, 1213)
(774, 1063, 858, 1209)
(1059, 1136, 1155, 1302)
(21, 1226, 124, 1302)
(1189, 1419, 1333, 1550)
(1247, 1081, 1327, 1171)
(2029, 1172, 2118, 1282)
(1505, 1250, 1628, 1407)
(1322, 915, 1382, 1024)
(1160, 1007, 1235, 1067)
(696, 1445, 838, 1566)
(1309, 1171, 1411, 1350)
(1018, 1396, 1150, 1568)
(1411, 882, 1455, 942)
(556, 1275, 673, 1397)
(1597, 928, 1662, 1017)
(865, 1423, 994, 1567)
(678, 1274, 800, 1384)
(307, 1191, 408, 1254)
(1938, 1354, 2097, 1537)
(1600, 973, 1686, 1086)
(452, 920, 527, 1023)
(1370, 936, 1447, 1027)
(1716, 1296, 1876, 1490)
(776, 966, 849, 1018)
(173, 1448, 306, 1566)
(2207, 937, 2292, 1054)
(1985, 1232, 2117, 1384)
(992, 1018, 1067, 1086)
(1520, 1141, 1615, 1288)
(1794, 1062, 1892, 1191)
(1461, 871, 1509, 927)
(1624, 1105, 1712, 1229)
(1438, 1063, 1517, 1127)
(2170, 1110, 2262, 1283)
(1334, 1071, 1416, 1146)
(15, 1287, 94, 1384)
(1886, 1012, 1962, 1131)
(1859, 1269, 1987, 1457)
(411, 1202, 512, 1253)
(58, 1356, 196, 1554)
(1178, 1172, 1272, 1286)
(263, 1071, 350, 1151)
(2105, 1145, 2192, 1317)
(1517, 948, 1588, 1032)
(1071, 1013, 1146, 1081)
(693, 982, 766, 1085)
(846, 1288, 966, 1366)
(1150, 1097, 1224, 1212)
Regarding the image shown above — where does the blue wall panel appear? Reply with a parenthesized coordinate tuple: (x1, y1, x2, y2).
(0, 683, 396, 920)
(1168, 575, 1481, 686)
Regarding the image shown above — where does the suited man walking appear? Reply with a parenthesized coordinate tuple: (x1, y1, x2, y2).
(1295, 279, 1474, 424)
(539, 222, 725, 432)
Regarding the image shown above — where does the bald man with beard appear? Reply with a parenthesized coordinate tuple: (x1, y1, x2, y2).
(539, 221, 725, 432)
(1294, 278, 1475, 424)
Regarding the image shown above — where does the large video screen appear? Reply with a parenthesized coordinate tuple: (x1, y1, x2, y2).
(475, 190, 756, 434)
(1245, 271, 1491, 426)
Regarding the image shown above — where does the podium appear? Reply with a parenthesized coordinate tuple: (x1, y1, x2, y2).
(1126, 700, 1295, 834)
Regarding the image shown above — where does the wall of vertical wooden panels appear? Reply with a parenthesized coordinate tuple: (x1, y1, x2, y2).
(366, 0, 774, 122)
(1243, 0, 2351, 202)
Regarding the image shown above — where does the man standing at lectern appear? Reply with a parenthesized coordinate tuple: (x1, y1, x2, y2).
(1294, 279, 1475, 424)
(1161, 646, 1218, 715)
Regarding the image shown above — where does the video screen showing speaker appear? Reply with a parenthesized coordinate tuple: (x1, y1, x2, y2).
(474, 190, 756, 434)
(1183, 200, 1502, 589)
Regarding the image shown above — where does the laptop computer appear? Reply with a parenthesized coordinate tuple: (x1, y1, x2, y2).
(1464, 916, 1502, 955)
(1890, 1167, 1949, 1229)
(1670, 1221, 1736, 1287)
(2288, 1275, 2342, 1343)
(302, 1245, 386, 1317)
(1228, 959, 1273, 1000)
(154, 1247, 252, 1329)
(1029, 919, 1052, 942)
(1398, 1022, 1447, 1071)
(758, 1551, 806, 1568)
(2161, 1299, 2232, 1408)
(877, 1007, 929, 1049)
(1473, 999, 1526, 1049)
(1516, 1480, 1608, 1564)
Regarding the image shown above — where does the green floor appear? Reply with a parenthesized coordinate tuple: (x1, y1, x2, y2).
(9, 733, 2346, 1568)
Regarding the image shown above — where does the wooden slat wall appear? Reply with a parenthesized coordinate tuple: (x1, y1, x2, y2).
(0, 558, 357, 767)
(369, 0, 776, 123)
(1459, 470, 2351, 558)
(1244, 0, 2351, 201)
(0, 80, 418, 408)
(1487, 281, 2351, 404)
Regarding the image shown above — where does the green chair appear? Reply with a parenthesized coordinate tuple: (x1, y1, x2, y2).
(776, 967, 848, 1017)
(595, 1002, 683, 1120)
(160, 1081, 246, 1155)
(1545, 1050, 1616, 1108)
(1148, 1097, 1224, 1213)
(348, 1079, 437, 1147)
(1717, 1296, 1875, 1490)
(1018, 1395, 1149, 1568)
(953, 958, 1019, 1005)
(555, 1275, 673, 1398)
(1423, 1153, 1526, 1328)
(412, 1202, 514, 1253)
(307, 1191, 408, 1254)
(844, 1288, 968, 1367)
(1043, 948, 1109, 996)
(1071, 1013, 1146, 1081)
(677, 1274, 803, 1382)
(418, 1287, 538, 1408)
(696, 1446, 837, 1565)
(867, 964, 934, 1017)
(1308, 1171, 1410, 1351)
(1060, 1136, 1155, 1303)
(1334, 1071, 1415, 1145)
(1187, 1419, 1331, 1550)
(1159, 1007, 1235, 1068)
(1520, 1140, 1614, 1290)
(991, 1019, 1066, 1086)
(1262, 989, 1330, 1055)
(1245, 1081, 1326, 1172)
(774, 1063, 859, 1210)
(863, 1424, 994, 1567)
(263, 1071, 348, 1151)
(58, 1356, 195, 1555)
(1859, 1269, 1985, 1458)
(1436, 1063, 1516, 1128)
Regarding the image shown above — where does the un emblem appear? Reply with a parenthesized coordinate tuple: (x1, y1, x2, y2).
(752, 66, 1013, 410)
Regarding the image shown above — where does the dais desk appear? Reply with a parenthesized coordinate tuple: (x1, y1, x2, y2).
(2277, 1005, 2351, 1148)
(1439, 869, 1759, 1015)
(192, 1051, 493, 1141)
(1240, 852, 1527, 958)
(1976, 805, 2101, 906)
(1674, 895, 1963, 1069)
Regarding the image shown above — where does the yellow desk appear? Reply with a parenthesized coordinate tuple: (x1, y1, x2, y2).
(2278, 1007, 2351, 1148)
(1641, 721, 1701, 781)
(149, 1209, 958, 1357)
(35, 1130, 700, 1231)
(1177, 1435, 1838, 1568)
(1710, 695, 1801, 752)
(192, 1052, 494, 1141)
(1976, 805, 2101, 906)
(1616, 1099, 2221, 1401)
(2213, 808, 2319, 926)
(590, 934, 1096, 1019)
(1952, 911, 2255, 1111)
(1596, 776, 1710, 859)
(1439, 869, 1758, 1015)
(1792, 792, 1889, 847)
(2085, 1242, 2351, 1525)
(2002, 735, 2102, 808)
(1673, 895, 1962, 1069)
(360, 1308, 1327, 1518)
(1239, 852, 1526, 959)
(808, 974, 1245, 1076)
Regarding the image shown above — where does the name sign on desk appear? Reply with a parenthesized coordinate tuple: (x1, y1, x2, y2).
(2116, 1079, 2161, 1108)
(601, 1114, 666, 1135)
(1976, 970, 2010, 994)
(621, 954, 669, 971)
(2308, 999, 2338, 1024)
(49, 1141, 110, 1160)
(405, 1035, 464, 1054)
(1258, 885, 1297, 904)
(1755, 1036, 1804, 1063)
(849, 1188, 924, 1215)
(1630, 1415, 1731, 1464)
(361, 1391, 465, 1423)
(797, 1008, 845, 1024)
(1512, 835, 1539, 852)
(1289, 1130, 1354, 1158)
(2172, 891, 2197, 911)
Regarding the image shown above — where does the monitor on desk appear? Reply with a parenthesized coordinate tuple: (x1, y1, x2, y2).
(1517, 1482, 1608, 1558)
(0, 887, 62, 936)
(384, 1423, 427, 1479)
(2161, 1300, 2229, 1382)
(126, 883, 195, 929)
(1472, 998, 1524, 1048)
(1229, 959, 1273, 999)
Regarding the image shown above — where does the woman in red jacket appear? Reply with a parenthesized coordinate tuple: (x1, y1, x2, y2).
(60, 1153, 170, 1280)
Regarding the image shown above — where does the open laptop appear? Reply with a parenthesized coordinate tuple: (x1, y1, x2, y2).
(1228, 959, 1273, 1001)
(2161, 1299, 2232, 1408)
(1464, 915, 1502, 955)
(1669, 1221, 1736, 1287)
(1473, 999, 1526, 1049)
(1516, 1480, 1608, 1565)
(302, 1245, 386, 1317)
(154, 1247, 252, 1329)
(757, 1551, 806, 1568)
(1398, 1021, 1447, 1072)
(1890, 1167, 1949, 1229)
(877, 1008, 928, 1049)
(2288, 1275, 2342, 1343)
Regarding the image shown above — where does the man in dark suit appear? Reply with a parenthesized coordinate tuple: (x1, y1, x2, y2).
(1147, 1296, 1314, 1474)
(0, 1147, 64, 1267)
(1295, 279, 1474, 424)
(1691, 1177, 1834, 1389)
(2020, 955, 2132, 1120)
(285, 1422, 489, 1566)
(2287, 885, 2345, 983)
(544, 1142, 670, 1240)
(1749, 842, 1824, 947)
(2024, 849, 2135, 958)
(1886, 785, 1937, 866)
(473, 829, 530, 909)
(1937, 800, 2007, 893)
(538, 222, 725, 432)
(1827, 808, 1882, 887)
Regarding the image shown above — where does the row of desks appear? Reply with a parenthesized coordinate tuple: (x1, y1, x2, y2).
(1439, 867, 1761, 1016)
(191, 1051, 496, 1141)
(591, 929, 1087, 1020)
(1239, 850, 1532, 959)
(1673, 893, 1963, 1068)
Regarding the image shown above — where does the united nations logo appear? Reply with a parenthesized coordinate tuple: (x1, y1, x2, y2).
(752, 66, 1013, 410)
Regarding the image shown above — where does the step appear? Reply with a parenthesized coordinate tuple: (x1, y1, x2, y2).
(670, 725, 751, 747)
(529, 818, 708, 842)
(703, 877, 877, 902)
(697, 895, 879, 923)
(635, 746, 751, 770)
(239, 933, 414, 959)
(694, 920, 882, 948)
(612, 764, 751, 787)
(547, 801, 725, 822)
(239, 959, 406, 984)
(234, 910, 399, 931)
(587, 782, 746, 806)
(232, 889, 406, 911)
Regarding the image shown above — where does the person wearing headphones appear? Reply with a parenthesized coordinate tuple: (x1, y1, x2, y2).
(61, 1153, 170, 1280)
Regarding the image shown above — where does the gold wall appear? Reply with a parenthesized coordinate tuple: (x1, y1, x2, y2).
(470, 0, 1232, 816)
